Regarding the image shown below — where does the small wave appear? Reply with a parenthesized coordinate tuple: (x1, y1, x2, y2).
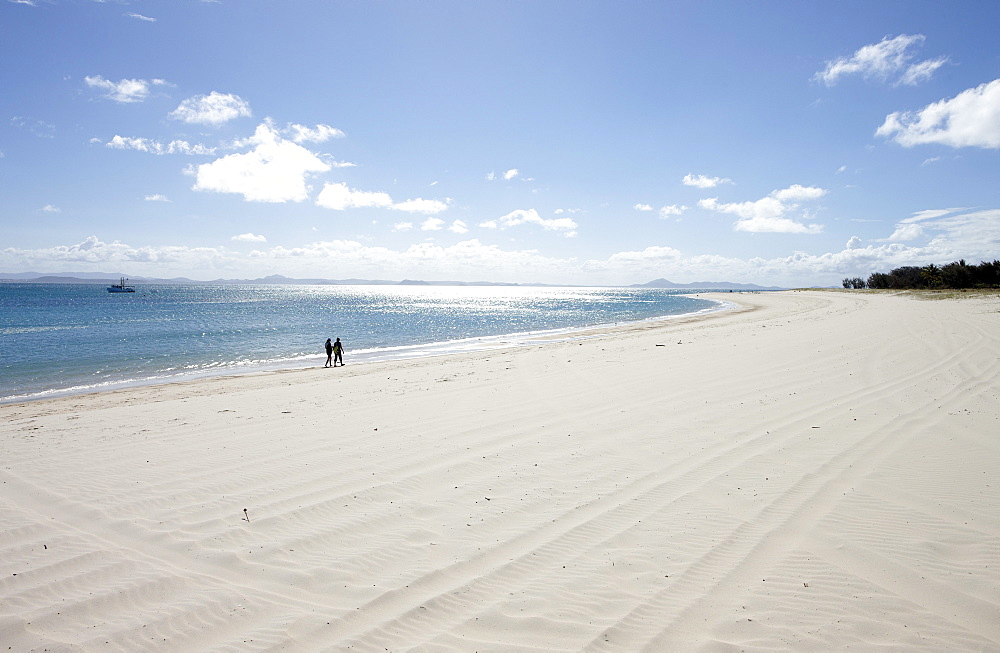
(1, 325, 88, 335)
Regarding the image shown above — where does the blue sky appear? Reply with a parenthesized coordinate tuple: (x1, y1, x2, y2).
(2, 0, 998, 286)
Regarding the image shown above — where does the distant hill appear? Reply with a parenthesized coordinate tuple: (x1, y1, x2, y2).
(1, 273, 785, 290)
(1, 273, 541, 286)
(633, 278, 785, 291)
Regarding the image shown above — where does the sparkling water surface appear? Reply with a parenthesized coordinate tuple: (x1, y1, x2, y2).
(1, 283, 725, 403)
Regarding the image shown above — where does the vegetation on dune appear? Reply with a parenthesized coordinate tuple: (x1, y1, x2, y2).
(844, 260, 1000, 290)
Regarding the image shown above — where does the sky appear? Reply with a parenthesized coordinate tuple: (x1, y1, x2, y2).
(2, 0, 999, 287)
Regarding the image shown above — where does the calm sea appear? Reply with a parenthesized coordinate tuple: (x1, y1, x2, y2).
(0, 283, 726, 403)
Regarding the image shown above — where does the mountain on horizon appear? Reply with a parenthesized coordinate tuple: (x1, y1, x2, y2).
(2, 272, 784, 290)
(633, 278, 784, 290)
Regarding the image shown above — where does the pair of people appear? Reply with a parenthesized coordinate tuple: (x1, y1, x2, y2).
(324, 337, 344, 367)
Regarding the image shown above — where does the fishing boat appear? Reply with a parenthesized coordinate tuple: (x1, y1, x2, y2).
(107, 277, 136, 293)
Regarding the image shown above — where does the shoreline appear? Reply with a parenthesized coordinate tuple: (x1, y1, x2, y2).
(1, 294, 735, 406)
(2, 290, 997, 650)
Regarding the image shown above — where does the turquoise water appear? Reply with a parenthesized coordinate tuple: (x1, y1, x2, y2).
(0, 283, 725, 403)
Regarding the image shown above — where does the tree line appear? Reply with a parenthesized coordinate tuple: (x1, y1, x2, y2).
(843, 260, 1000, 290)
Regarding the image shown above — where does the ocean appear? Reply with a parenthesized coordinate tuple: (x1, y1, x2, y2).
(0, 283, 727, 403)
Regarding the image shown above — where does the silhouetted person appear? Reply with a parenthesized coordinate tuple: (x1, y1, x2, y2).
(333, 337, 344, 366)
(324, 338, 333, 367)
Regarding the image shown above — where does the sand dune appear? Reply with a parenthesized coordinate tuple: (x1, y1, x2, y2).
(1, 290, 998, 651)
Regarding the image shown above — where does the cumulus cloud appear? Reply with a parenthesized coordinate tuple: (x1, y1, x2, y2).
(4, 210, 996, 286)
(41, 204, 60, 213)
(144, 194, 170, 202)
(634, 203, 654, 212)
(316, 182, 448, 214)
(882, 207, 968, 243)
(191, 122, 330, 202)
(815, 34, 947, 87)
(107, 135, 216, 156)
(682, 173, 731, 188)
(169, 91, 252, 126)
(886, 223, 925, 241)
(608, 245, 682, 263)
(658, 205, 687, 218)
(876, 78, 1000, 149)
(394, 218, 465, 234)
(316, 183, 393, 210)
(479, 209, 578, 237)
(699, 184, 826, 234)
(287, 123, 345, 143)
(393, 198, 449, 214)
(232, 233, 267, 243)
(85, 75, 166, 103)
(486, 169, 521, 181)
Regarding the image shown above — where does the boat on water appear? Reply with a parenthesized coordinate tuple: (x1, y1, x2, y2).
(107, 277, 136, 293)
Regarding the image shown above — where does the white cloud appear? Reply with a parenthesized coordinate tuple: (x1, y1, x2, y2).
(634, 203, 654, 212)
(316, 183, 448, 214)
(85, 75, 166, 103)
(772, 185, 826, 201)
(107, 135, 216, 156)
(682, 173, 731, 188)
(144, 194, 170, 202)
(898, 57, 947, 86)
(815, 34, 947, 87)
(192, 122, 330, 202)
(882, 207, 967, 242)
(421, 218, 445, 231)
(886, 223, 925, 242)
(41, 204, 60, 213)
(392, 222, 414, 232)
(449, 220, 469, 234)
(316, 182, 392, 210)
(907, 208, 965, 222)
(487, 169, 521, 181)
(10, 116, 55, 138)
(287, 123, 345, 143)
(608, 246, 682, 263)
(658, 204, 688, 218)
(734, 216, 824, 234)
(169, 91, 252, 126)
(876, 78, 1000, 149)
(479, 209, 578, 237)
(126, 12, 156, 22)
(232, 233, 267, 243)
(699, 184, 826, 234)
(4, 209, 997, 286)
(392, 198, 449, 214)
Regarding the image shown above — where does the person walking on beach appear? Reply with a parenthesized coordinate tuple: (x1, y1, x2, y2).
(332, 337, 344, 366)
(324, 338, 333, 368)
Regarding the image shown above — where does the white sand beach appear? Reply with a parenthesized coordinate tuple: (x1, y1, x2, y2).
(1, 289, 998, 651)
